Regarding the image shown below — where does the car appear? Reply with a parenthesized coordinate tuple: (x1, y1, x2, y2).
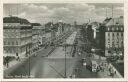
(91, 60, 98, 72)
(82, 58, 86, 66)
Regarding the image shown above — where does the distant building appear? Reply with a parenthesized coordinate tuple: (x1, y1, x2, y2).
(74, 21, 77, 28)
(32, 23, 44, 50)
(91, 22, 100, 39)
(50, 22, 56, 42)
(3, 16, 32, 58)
(58, 20, 63, 35)
(104, 16, 124, 57)
(86, 22, 101, 49)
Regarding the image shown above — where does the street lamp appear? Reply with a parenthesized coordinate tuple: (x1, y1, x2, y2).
(64, 44, 67, 78)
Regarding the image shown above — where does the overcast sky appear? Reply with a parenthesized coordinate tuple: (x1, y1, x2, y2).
(3, 3, 123, 24)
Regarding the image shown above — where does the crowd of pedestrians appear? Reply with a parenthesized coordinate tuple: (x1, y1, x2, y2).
(96, 62, 117, 78)
(4, 53, 20, 68)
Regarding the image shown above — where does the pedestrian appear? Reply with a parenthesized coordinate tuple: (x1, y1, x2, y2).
(3, 57, 6, 66)
(109, 67, 111, 72)
(16, 53, 20, 61)
(72, 74, 76, 78)
(111, 72, 114, 78)
(102, 67, 104, 72)
(5, 56, 9, 68)
(114, 71, 116, 74)
(108, 67, 112, 76)
(69, 75, 72, 78)
(97, 66, 99, 72)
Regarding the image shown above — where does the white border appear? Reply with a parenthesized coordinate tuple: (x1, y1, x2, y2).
(1, 0, 125, 3)
(0, 0, 128, 81)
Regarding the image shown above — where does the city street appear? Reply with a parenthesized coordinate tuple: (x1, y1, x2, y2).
(4, 31, 78, 78)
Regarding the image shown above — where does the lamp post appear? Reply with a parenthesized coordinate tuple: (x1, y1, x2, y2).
(28, 45, 31, 78)
(64, 44, 67, 78)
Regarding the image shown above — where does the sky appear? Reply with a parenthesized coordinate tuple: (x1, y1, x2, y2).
(3, 3, 123, 25)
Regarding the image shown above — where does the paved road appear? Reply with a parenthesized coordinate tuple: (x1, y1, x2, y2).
(4, 31, 77, 78)
(4, 30, 100, 78)
(74, 51, 98, 78)
(4, 47, 53, 78)
(72, 29, 99, 78)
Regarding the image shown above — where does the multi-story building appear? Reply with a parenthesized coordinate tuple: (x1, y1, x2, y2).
(50, 22, 56, 42)
(3, 16, 32, 58)
(86, 22, 102, 49)
(58, 20, 63, 35)
(104, 16, 124, 57)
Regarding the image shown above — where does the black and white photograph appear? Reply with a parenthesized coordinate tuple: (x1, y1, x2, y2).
(2, 1, 125, 79)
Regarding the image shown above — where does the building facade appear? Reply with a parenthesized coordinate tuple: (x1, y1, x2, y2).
(104, 16, 124, 57)
(86, 22, 102, 49)
(3, 16, 32, 58)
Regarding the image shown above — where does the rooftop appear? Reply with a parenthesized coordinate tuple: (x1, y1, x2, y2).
(3, 16, 30, 24)
(31, 23, 41, 26)
(105, 16, 123, 26)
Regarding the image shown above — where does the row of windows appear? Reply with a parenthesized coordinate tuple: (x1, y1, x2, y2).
(4, 29, 32, 34)
(4, 46, 31, 53)
(107, 40, 123, 43)
(4, 48, 18, 53)
(107, 41, 123, 44)
(4, 41, 19, 45)
(107, 43, 123, 48)
(107, 33, 123, 36)
(20, 31, 32, 34)
(107, 39, 123, 42)
(107, 27, 123, 31)
(4, 29, 20, 32)
(107, 42, 123, 47)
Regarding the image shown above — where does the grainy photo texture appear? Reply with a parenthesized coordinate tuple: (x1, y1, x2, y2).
(3, 3, 124, 78)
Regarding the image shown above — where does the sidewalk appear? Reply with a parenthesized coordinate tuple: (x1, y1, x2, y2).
(97, 64, 122, 78)
(4, 58, 27, 71)
(4, 46, 45, 71)
(91, 54, 123, 78)
(71, 55, 98, 78)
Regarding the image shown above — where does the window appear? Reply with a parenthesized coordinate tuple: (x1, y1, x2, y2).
(122, 41, 123, 45)
(108, 38, 110, 42)
(117, 33, 119, 36)
(112, 28, 114, 31)
(6, 49, 8, 53)
(121, 33, 123, 36)
(4, 41, 6, 45)
(12, 42, 14, 45)
(108, 33, 110, 36)
(16, 41, 18, 45)
(108, 50, 111, 53)
(10, 49, 12, 53)
(107, 44, 110, 48)
(116, 22, 119, 25)
(112, 33, 114, 36)
(116, 27, 119, 30)
(8, 42, 10, 45)
(108, 42, 110, 45)
(108, 27, 110, 31)
(121, 27, 123, 31)
(4, 48, 6, 53)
